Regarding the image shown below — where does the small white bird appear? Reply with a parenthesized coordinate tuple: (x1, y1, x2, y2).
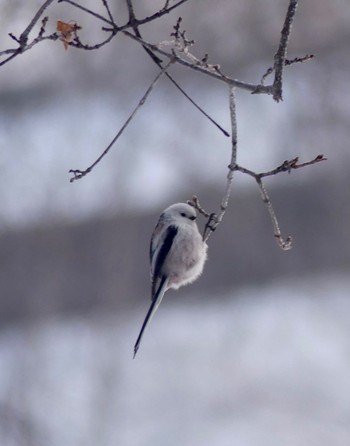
(133, 202, 208, 357)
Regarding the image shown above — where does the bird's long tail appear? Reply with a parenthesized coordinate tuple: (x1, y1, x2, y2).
(133, 276, 168, 358)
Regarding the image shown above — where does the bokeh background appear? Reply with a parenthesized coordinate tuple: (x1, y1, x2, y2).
(1, 1, 350, 445)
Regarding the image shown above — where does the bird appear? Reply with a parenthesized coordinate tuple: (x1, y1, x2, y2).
(133, 202, 208, 358)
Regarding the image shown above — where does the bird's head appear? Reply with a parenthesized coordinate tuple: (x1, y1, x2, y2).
(163, 202, 197, 223)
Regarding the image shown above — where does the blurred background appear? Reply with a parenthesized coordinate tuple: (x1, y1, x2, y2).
(0, 0, 349, 445)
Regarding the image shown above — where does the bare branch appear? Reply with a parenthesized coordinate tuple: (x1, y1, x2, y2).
(284, 53, 315, 66)
(261, 53, 315, 85)
(187, 196, 210, 218)
(0, 0, 320, 254)
(55, 0, 234, 138)
(272, 0, 299, 101)
(202, 86, 237, 242)
(260, 154, 326, 177)
(233, 155, 327, 249)
(38, 16, 49, 38)
(101, 0, 115, 23)
(235, 154, 327, 180)
(220, 87, 238, 213)
(67, 32, 116, 51)
(19, 0, 56, 46)
(125, 0, 136, 21)
(59, 0, 191, 30)
(69, 60, 174, 182)
(256, 178, 293, 250)
(0, 32, 58, 68)
(0, 1, 275, 97)
(124, 6, 229, 136)
(57, 0, 114, 25)
(135, 0, 192, 26)
(167, 74, 230, 136)
(0, 52, 20, 67)
(122, 30, 272, 94)
(0, 1, 57, 67)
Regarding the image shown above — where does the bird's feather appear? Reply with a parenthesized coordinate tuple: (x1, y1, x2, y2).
(151, 224, 178, 298)
(133, 275, 168, 358)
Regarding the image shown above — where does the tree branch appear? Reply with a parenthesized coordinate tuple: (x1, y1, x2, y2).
(261, 53, 314, 85)
(256, 178, 293, 250)
(135, 0, 191, 26)
(0, 30, 58, 68)
(101, 0, 115, 23)
(235, 154, 327, 180)
(0, 0, 323, 252)
(191, 151, 326, 249)
(189, 86, 238, 241)
(272, 0, 299, 101)
(58, 0, 191, 29)
(233, 154, 327, 249)
(57, 0, 115, 25)
(121, 30, 272, 94)
(19, 0, 56, 46)
(0, 0, 58, 68)
(68, 32, 116, 51)
(69, 59, 174, 182)
(124, 1, 229, 136)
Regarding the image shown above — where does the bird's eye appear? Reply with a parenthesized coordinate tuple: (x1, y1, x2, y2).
(180, 212, 186, 217)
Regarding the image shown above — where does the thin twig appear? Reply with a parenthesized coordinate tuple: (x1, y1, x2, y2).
(0, 0, 56, 66)
(58, 0, 114, 25)
(59, 0, 190, 30)
(233, 154, 327, 249)
(122, 30, 272, 94)
(235, 154, 327, 180)
(261, 53, 314, 85)
(125, 0, 136, 21)
(124, 1, 229, 136)
(69, 32, 116, 51)
(187, 196, 210, 218)
(202, 86, 237, 242)
(0, 52, 20, 67)
(256, 178, 292, 250)
(136, 0, 191, 26)
(165, 74, 229, 136)
(69, 60, 174, 182)
(19, 0, 56, 46)
(0, 34, 58, 67)
(191, 154, 326, 248)
(272, 0, 299, 101)
(101, 0, 115, 23)
(220, 87, 238, 212)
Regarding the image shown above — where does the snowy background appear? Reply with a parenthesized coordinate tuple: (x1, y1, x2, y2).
(1, 274, 350, 446)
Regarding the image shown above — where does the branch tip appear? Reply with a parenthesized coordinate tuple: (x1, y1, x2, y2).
(275, 234, 293, 250)
(187, 196, 210, 218)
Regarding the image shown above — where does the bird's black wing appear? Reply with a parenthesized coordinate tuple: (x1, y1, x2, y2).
(150, 212, 165, 263)
(151, 224, 178, 298)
